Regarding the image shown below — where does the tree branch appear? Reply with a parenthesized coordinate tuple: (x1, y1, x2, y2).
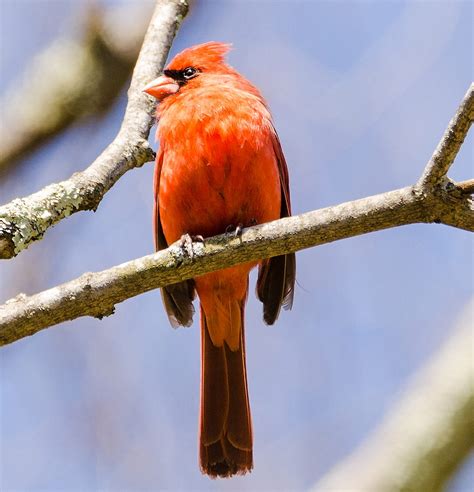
(0, 3, 153, 177)
(312, 301, 474, 492)
(0, 63, 472, 344)
(455, 178, 474, 194)
(0, 0, 189, 260)
(0, 176, 471, 346)
(417, 83, 474, 191)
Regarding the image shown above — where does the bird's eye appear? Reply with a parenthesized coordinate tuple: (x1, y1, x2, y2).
(182, 67, 198, 79)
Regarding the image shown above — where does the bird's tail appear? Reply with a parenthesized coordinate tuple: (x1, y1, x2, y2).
(199, 302, 253, 478)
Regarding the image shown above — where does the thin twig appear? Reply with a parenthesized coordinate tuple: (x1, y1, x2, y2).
(0, 0, 189, 260)
(417, 83, 474, 191)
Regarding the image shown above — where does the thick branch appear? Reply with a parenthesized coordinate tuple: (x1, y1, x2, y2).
(0, 182, 471, 346)
(0, 0, 189, 259)
(0, 3, 153, 176)
(417, 83, 474, 191)
(313, 301, 474, 492)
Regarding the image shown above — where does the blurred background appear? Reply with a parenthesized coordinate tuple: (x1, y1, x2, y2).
(0, 0, 472, 490)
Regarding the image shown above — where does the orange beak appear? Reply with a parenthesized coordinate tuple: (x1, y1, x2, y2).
(143, 75, 180, 100)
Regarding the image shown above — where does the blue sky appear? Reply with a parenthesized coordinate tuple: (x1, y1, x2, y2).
(1, 1, 473, 490)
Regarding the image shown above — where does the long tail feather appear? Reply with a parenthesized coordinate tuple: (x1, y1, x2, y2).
(199, 303, 253, 478)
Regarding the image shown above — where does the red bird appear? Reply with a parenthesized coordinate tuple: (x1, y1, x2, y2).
(144, 42, 295, 478)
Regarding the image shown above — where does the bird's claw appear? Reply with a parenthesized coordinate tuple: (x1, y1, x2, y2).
(235, 223, 243, 238)
(179, 233, 204, 259)
(225, 223, 244, 237)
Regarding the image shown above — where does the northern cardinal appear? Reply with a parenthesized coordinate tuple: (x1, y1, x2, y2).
(144, 42, 295, 478)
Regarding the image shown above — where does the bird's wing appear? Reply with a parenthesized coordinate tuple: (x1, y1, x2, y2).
(256, 128, 296, 324)
(154, 149, 196, 327)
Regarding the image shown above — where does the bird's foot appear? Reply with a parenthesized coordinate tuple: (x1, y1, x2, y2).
(179, 233, 204, 259)
(225, 223, 244, 238)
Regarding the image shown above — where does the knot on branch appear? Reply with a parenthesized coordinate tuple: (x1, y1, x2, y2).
(134, 138, 156, 167)
(424, 179, 474, 231)
(0, 215, 46, 259)
(92, 305, 116, 320)
(0, 225, 17, 259)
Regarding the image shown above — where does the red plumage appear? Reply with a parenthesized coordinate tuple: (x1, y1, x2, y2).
(144, 42, 295, 478)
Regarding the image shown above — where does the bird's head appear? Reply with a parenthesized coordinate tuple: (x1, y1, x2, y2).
(143, 41, 232, 101)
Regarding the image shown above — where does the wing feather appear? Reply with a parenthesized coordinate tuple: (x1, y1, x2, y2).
(154, 150, 195, 327)
(256, 128, 296, 324)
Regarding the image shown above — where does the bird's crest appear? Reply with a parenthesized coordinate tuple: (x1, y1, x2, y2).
(166, 42, 232, 71)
